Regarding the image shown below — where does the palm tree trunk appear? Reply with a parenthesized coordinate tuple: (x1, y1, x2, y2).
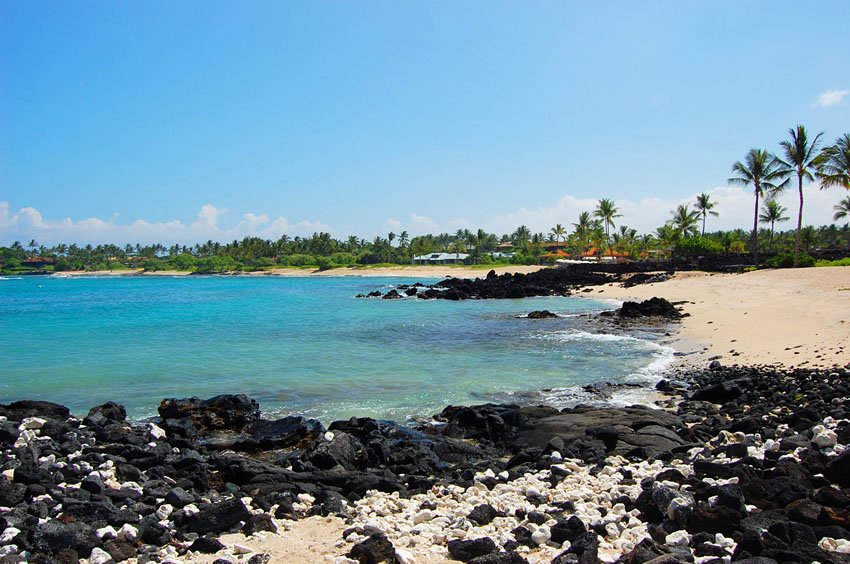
(794, 174, 803, 267)
(702, 215, 706, 237)
(752, 188, 760, 267)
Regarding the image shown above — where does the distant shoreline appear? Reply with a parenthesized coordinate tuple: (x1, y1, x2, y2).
(49, 264, 548, 279)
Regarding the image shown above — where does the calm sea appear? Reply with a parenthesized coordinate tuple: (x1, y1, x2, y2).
(0, 275, 673, 423)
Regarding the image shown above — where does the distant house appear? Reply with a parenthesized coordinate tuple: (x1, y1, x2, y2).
(412, 253, 469, 265)
(495, 242, 515, 252)
(21, 256, 55, 268)
(487, 251, 514, 261)
(580, 247, 631, 262)
(541, 241, 569, 253)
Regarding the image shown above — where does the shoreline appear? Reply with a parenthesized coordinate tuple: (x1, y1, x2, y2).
(46, 264, 547, 279)
(2, 267, 849, 562)
(580, 267, 850, 370)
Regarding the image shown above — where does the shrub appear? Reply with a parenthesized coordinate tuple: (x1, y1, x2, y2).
(674, 236, 723, 257)
(329, 252, 356, 265)
(283, 254, 317, 267)
(764, 253, 815, 268)
(166, 253, 197, 271)
(728, 241, 746, 254)
(314, 256, 335, 271)
(195, 256, 239, 273)
(815, 257, 850, 267)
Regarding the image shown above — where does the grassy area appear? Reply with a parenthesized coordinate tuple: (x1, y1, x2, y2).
(815, 258, 850, 267)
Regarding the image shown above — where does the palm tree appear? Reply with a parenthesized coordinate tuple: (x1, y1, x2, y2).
(671, 204, 700, 238)
(694, 193, 719, 236)
(27, 239, 38, 257)
(512, 225, 531, 251)
(818, 133, 850, 190)
(834, 196, 850, 222)
(450, 239, 467, 262)
(655, 224, 678, 249)
(398, 231, 409, 249)
(759, 199, 789, 250)
(728, 148, 788, 267)
(593, 198, 621, 259)
(550, 223, 566, 243)
(572, 212, 592, 256)
(778, 125, 824, 266)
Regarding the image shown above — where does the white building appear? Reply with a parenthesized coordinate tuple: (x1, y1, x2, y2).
(412, 252, 469, 265)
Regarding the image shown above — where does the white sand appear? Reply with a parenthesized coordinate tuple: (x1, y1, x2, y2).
(588, 267, 850, 369)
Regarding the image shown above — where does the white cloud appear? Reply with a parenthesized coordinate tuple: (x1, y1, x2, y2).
(0, 202, 333, 245)
(384, 218, 403, 231)
(410, 214, 437, 233)
(447, 217, 471, 230)
(816, 89, 849, 107)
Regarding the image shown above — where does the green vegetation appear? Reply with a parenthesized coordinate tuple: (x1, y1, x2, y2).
(673, 236, 723, 258)
(765, 253, 815, 268)
(815, 257, 850, 267)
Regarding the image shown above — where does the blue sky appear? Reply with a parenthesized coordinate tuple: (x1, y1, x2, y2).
(2, 1, 849, 244)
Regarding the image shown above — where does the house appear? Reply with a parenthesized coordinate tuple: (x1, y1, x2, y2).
(541, 241, 569, 253)
(412, 253, 469, 265)
(21, 256, 56, 268)
(580, 247, 631, 262)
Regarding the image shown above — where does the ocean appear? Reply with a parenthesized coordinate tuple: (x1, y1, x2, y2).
(0, 275, 674, 423)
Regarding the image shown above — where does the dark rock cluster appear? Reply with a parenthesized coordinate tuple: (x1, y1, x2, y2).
(627, 364, 850, 563)
(1, 363, 849, 562)
(357, 267, 620, 300)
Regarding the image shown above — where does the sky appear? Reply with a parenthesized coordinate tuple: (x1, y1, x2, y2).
(1, 1, 849, 245)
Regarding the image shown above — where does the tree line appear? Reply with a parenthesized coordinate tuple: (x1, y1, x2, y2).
(2, 126, 848, 273)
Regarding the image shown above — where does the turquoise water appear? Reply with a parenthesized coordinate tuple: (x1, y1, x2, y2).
(0, 275, 673, 422)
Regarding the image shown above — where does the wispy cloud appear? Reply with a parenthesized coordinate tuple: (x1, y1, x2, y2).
(0, 202, 330, 245)
(816, 89, 849, 107)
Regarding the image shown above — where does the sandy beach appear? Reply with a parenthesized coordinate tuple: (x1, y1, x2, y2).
(589, 266, 850, 370)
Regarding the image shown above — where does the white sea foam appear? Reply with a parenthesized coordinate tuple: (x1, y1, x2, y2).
(0, 277, 23, 281)
(549, 330, 644, 343)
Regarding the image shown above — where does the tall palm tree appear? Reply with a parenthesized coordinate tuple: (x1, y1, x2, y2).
(550, 223, 566, 243)
(671, 204, 700, 238)
(593, 198, 621, 259)
(818, 133, 850, 190)
(694, 193, 719, 236)
(512, 225, 531, 251)
(572, 212, 592, 257)
(398, 231, 409, 249)
(834, 196, 850, 222)
(728, 148, 788, 267)
(759, 199, 789, 250)
(778, 125, 824, 266)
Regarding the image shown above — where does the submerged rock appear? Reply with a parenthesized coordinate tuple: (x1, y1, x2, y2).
(525, 310, 558, 319)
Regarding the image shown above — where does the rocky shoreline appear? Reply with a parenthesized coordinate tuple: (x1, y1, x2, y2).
(2, 361, 849, 563)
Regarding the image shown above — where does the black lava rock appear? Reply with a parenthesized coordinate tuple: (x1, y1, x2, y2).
(347, 533, 396, 563)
